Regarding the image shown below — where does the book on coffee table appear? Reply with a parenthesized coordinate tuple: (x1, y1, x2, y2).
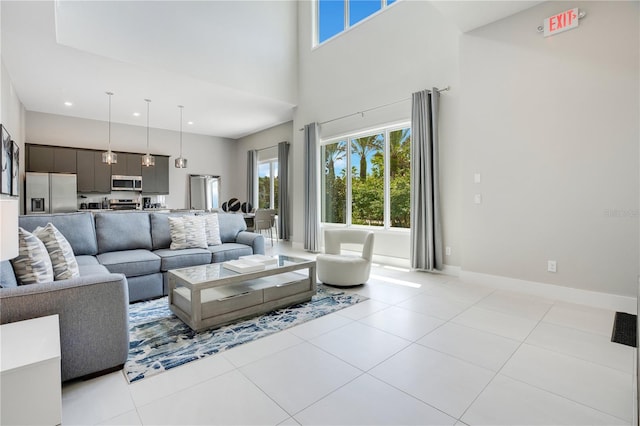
(239, 254, 278, 266)
(223, 259, 265, 273)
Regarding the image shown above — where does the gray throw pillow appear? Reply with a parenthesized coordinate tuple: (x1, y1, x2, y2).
(169, 216, 208, 249)
(33, 223, 80, 281)
(10, 227, 54, 285)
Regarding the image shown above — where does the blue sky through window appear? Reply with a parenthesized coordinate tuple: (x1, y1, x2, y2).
(349, 0, 381, 26)
(319, 0, 345, 43)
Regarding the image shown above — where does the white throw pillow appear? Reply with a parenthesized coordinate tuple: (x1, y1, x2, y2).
(168, 216, 208, 249)
(33, 223, 80, 281)
(10, 227, 54, 285)
(203, 213, 222, 246)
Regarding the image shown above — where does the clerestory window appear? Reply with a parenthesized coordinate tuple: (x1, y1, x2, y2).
(316, 0, 397, 45)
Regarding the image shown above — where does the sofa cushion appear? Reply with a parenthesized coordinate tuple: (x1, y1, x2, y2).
(217, 213, 247, 243)
(153, 248, 212, 272)
(75, 255, 99, 266)
(150, 212, 196, 250)
(33, 223, 80, 281)
(169, 216, 208, 249)
(208, 243, 253, 263)
(95, 212, 152, 254)
(0, 260, 18, 288)
(18, 212, 98, 256)
(11, 227, 54, 285)
(96, 249, 161, 277)
(78, 263, 110, 277)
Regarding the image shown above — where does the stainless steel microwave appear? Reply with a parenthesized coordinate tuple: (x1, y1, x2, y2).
(112, 175, 142, 191)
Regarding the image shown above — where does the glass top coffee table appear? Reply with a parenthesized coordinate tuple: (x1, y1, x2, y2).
(167, 255, 316, 331)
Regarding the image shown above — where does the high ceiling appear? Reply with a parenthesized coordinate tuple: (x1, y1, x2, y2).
(1, 0, 542, 139)
(2, 0, 298, 139)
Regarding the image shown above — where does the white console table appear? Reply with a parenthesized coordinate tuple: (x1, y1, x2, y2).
(1, 315, 62, 425)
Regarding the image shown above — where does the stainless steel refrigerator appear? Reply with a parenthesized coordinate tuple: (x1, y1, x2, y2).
(26, 172, 78, 214)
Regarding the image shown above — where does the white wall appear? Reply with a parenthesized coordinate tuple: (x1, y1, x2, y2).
(2, 60, 26, 212)
(294, 0, 463, 263)
(232, 121, 293, 201)
(25, 111, 236, 209)
(459, 1, 639, 296)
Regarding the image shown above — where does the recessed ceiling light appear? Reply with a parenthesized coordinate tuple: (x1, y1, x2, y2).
(187, 121, 194, 125)
(64, 101, 73, 106)
(133, 112, 140, 117)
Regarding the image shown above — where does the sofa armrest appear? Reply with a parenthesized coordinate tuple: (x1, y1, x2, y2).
(235, 231, 265, 255)
(0, 273, 129, 382)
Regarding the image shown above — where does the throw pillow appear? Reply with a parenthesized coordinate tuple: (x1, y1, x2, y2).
(33, 223, 80, 281)
(168, 216, 208, 250)
(10, 227, 54, 285)
(203, 213, 222, 246)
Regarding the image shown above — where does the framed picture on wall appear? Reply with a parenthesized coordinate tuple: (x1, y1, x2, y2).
(0, 125, 11, 195)
(11, 141, 19, 197)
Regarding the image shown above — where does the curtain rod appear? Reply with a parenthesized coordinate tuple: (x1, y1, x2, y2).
(254, 141, 287, 152)
(298, 86, 449, 131)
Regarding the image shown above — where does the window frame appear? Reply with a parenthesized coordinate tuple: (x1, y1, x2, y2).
(320, 121, 411, 231)
(257, 158, 278, 210)
(314, 0, 399, 47)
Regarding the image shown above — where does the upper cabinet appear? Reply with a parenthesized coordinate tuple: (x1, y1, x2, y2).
(27, 145, 54, 172)
(142, 156, 169, 195)
(26, 144, 168, 195)
(27, 145, 77, 173)
(110, 153, 142, 177)
(77, 150, 111, 193)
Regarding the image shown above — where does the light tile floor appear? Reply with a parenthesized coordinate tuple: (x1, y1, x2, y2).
(62, 243, 636, 425)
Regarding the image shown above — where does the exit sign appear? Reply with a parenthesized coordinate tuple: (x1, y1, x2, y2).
(543, 8, 580, 37)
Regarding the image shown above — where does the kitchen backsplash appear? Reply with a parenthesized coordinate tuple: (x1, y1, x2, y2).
(78, 192, 167, 210)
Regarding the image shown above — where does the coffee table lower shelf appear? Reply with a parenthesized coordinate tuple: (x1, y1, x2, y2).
(168, 264, 316, 331)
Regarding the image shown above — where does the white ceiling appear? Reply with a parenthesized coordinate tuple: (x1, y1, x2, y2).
(1, 0, 543, 140)
(1, 0, 298, 139)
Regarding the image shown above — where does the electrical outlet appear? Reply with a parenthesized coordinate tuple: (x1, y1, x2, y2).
(474, 194, 482, 204)
(474, 173, 481, 183)
(445, 246, 452, 256)
(547, 260, 557, 273)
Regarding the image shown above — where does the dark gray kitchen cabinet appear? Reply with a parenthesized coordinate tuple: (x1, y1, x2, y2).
(141, 156, 169, 195)
(28, 145, 77, 173)
(27, 145, 54, 172)
(94, 152, 112, 193)
(111, 153, 142, 177)
(126, 154, 142, 177)
(53, 147, 77, 173)
(110, 153, 126, 176)
(76, 150, 111, 193)
(76, 150, 94, 192)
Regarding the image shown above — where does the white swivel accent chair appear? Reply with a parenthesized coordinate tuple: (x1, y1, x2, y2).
(316, 229, 375, 287)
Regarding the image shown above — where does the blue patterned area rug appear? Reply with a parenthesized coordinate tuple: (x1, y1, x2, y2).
(125, 285, 367, 383)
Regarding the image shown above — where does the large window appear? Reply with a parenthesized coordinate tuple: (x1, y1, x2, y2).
(317, 0, 397, 45)
(321, 124, 411, 229)
(258, 159, 278, 210)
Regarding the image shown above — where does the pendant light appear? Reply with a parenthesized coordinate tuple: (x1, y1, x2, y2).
(101, 91, 118, 164)
(141, 98, 155, 167)
(174, 105, 188, 168)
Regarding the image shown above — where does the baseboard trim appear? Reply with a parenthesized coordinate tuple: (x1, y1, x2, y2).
(460, 270, 636, 314)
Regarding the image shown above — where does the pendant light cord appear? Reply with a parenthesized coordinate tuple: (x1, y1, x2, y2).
(179, 105, 184, 157)
(107, 91, 113, 151)
(145, 99, 151, 154)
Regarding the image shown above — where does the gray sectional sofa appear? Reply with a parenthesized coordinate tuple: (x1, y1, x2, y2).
(0, 211, 264, 381)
